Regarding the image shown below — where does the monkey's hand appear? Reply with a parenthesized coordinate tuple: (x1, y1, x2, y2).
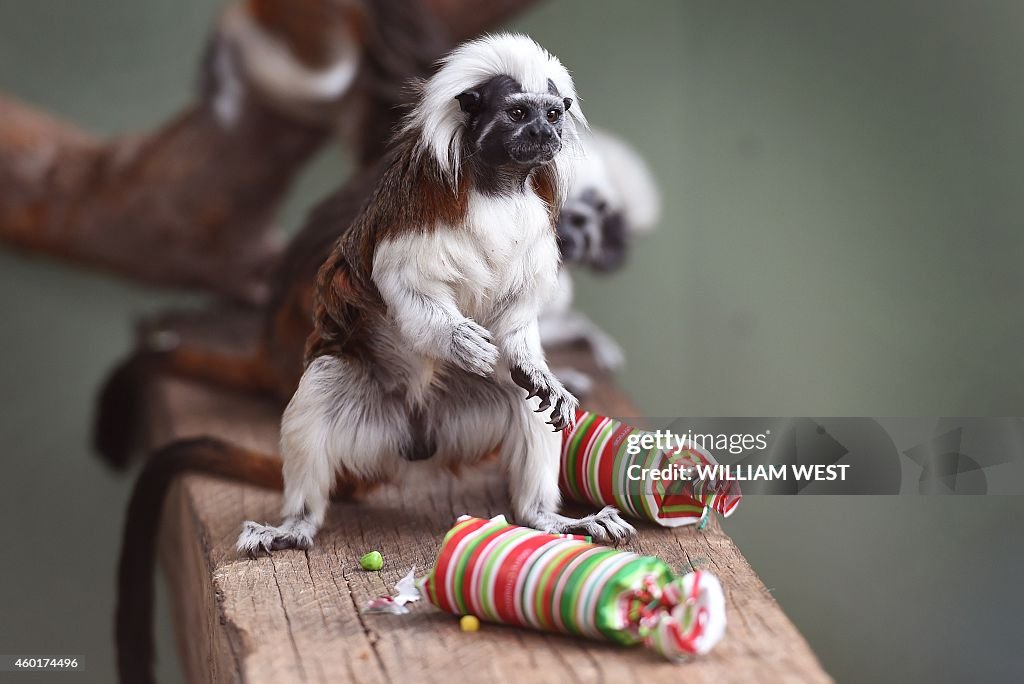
(511, 365, 578, 431)
(449, 319, 500, 376)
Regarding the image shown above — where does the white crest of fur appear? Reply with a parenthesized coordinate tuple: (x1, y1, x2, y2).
(405, 33, 587, 199)
(219, 4, 361, 109)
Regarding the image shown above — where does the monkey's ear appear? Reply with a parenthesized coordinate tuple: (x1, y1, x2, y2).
(563, 97, 573, 111)
(455, 90, 482, 114)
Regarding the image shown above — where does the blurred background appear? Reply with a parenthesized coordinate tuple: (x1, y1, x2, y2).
(1, 0, 1022, 681)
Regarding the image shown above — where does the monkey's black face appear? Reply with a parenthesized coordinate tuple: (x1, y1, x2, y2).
(557, 188, 629, 272)
(457, 75, 573, 173)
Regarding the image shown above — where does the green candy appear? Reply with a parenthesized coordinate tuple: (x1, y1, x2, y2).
(359, 551, 384, 571)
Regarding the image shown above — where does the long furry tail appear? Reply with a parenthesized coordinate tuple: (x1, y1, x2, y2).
(116, 437, 282, 684)
(94, 350, 166, 469)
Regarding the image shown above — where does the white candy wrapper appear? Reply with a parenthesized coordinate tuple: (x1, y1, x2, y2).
(361, 567, 420, 615)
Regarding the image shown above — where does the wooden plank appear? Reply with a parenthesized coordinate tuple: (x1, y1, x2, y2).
(151, 350, 830, 683)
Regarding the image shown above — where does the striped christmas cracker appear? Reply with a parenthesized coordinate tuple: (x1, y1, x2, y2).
(559, 411, 742, 527)
(418, 515, 726, 661)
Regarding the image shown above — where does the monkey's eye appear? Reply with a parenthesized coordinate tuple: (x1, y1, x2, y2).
(507, 107, 527, 122)
(546, 109, 562, 124)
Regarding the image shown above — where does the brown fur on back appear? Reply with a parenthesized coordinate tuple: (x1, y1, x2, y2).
(305, 132, 471, 362)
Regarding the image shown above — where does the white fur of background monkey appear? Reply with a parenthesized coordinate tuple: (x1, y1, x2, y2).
(237, 34, 636, 555)
(212, 2, 361, 126)
(569, 129, 661, 234)
(541, 128, 662, 395)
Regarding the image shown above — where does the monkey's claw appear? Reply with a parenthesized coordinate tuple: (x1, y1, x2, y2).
(450, 319, 499, 376)
(511, 365, 578, 431)
(562, 506, 636, 544)
(237, 519, 315, 556)
(548, 392, 578, 432)
(528, 506, 637, 545)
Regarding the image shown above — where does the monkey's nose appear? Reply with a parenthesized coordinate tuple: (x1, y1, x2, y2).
(527, 123, 555, 142)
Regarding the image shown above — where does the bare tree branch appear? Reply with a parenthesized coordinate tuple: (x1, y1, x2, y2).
(0, 0, 542, 301)
(428, 0, 546, 42)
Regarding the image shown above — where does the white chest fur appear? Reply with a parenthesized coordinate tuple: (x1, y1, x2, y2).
(374, 188, 560, 328)
(455, 190, 559, 320)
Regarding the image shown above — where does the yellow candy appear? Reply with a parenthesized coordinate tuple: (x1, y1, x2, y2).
(460, 615, 480, 632)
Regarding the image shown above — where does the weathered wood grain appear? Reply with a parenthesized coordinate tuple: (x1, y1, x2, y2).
(150, 351, 829, 683)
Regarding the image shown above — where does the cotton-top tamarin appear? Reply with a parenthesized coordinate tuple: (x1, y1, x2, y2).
(235, 34, 637, 555)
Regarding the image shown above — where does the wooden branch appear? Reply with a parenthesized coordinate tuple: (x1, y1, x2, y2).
(141, 349, 829, 683)
(0, 0, 542, 302)
(0, 94, 326, 302)
(428, 0, 548, 41)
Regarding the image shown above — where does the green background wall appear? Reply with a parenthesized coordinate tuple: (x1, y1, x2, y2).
(0, 1, 1020, 681)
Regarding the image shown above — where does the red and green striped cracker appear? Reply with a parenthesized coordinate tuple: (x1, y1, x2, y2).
(418, 515, 727, 661)
(559, 411, 742, 528)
